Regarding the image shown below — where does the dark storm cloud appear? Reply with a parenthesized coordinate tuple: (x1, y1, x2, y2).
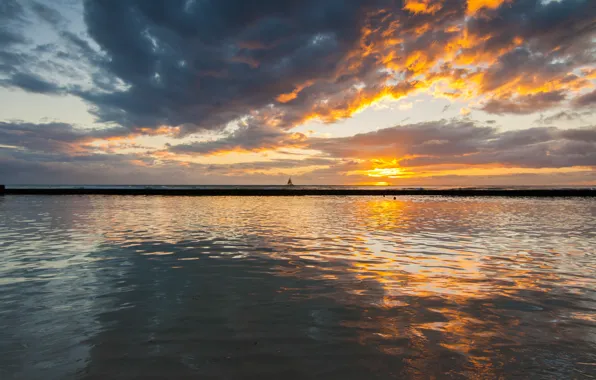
(309, 120, 596, 168)
(3, 0, 594, 127)
(78, 0, 394, 131)
(467, 0, 595, 59)
(70, 0, 594, 133)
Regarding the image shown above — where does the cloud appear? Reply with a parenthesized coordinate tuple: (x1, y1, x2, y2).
(481, 90, 566, 115)
(2, 118, 595, 185)
(0, 141, 336, 185)
(309, 120, 494, 158)
(76, 0, 385, 131)
(573, 89, 596, 108)
(0, 0, 28, 73)
(0, 72, 64, 94)
(536, 109, 594, 124)
(0, 0, 24, 23)
(3, 0, 583, 135)
(170, 122, 308, 156)
(1, 1, 596, 186)
(309, 119, 596, 169)
(30, 1, 66, 26)
(0, 121, 144, 155)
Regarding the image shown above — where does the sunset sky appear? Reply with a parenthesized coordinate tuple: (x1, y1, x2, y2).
(0, 0, 595, 185)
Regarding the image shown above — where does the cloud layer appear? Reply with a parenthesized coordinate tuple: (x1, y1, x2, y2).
(2, 1, 595, 131)
(2, 117, 594, 185)
(0, 0, 595, 185)
(310, 120, 596, 169)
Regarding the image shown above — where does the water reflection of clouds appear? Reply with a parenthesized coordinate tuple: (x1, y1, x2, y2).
(1, 196, 595, 378)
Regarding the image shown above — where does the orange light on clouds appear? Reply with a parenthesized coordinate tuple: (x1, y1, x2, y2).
(276, 80, 314, 103)
(403, 0, 443, 14)
(467, 0, 511, 14)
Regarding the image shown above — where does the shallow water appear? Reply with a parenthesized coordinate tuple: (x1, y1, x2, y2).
(1, 195, 595, 379)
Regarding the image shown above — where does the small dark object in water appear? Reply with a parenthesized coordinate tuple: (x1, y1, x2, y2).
(0, 184, 4, 195)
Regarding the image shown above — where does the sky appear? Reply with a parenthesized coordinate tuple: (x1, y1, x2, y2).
(0, 0, 595, 186)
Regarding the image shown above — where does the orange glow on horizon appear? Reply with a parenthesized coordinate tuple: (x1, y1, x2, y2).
(367, 167, 409, 178)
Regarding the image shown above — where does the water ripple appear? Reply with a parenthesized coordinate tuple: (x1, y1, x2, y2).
(0, 195, 595, 379)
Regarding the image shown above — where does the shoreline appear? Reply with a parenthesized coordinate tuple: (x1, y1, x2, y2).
(2, 187, 595, 197)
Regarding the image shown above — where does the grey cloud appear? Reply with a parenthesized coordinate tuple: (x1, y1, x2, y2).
(0, 29, 26, 46)
(0, 0, 27, 74)
(481, 91, 566, 115)
(0, 0, 24, 21)
(170, 122, 307, 155)
(2, 118, 595, 185)
(309, 120, 496, 158)
(0, 148, 334, 185)
(573, 89, 596, 108)
(468, 0, 595, 62)
(30, 1, 65, 26)
(0, 72, 63, 94)
(78, 0, 393, 131)
(214, 157, 336, 173)
(0, 154, 176, 185)
(0, 121, 130, 154)
(0, 1, 104, 97)
(309, 120, 596, 169)
(537, 110, 594, 124)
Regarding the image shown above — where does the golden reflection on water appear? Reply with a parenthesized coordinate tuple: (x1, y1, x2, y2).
(1, 195, 595, 378)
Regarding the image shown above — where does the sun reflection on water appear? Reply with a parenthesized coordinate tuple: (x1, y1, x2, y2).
(0, 195, 595, 378)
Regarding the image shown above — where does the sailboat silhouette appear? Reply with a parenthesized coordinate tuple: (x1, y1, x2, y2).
(287, 177, 294, 186)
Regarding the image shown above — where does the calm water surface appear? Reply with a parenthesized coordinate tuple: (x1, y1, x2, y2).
(1, 195, 595, 379)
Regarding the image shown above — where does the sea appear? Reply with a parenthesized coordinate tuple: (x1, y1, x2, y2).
(0, 194, 595, 379)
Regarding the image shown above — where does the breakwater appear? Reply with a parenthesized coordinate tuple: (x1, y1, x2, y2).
(2, 187, 595, 197)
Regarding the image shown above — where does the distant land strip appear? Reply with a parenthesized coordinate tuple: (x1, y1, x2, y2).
(2, 187, 596, 197)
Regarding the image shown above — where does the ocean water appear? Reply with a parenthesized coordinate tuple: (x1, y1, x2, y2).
(0, 195, 595, 379)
